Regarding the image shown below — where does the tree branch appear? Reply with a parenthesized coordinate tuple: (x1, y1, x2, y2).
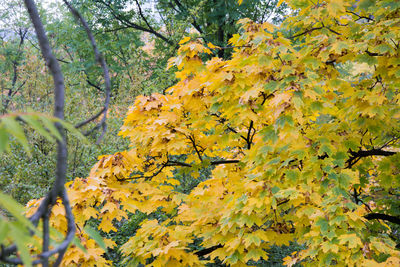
(246, 121, 254, 149)
(167, 159, 240, 167)
(63, 0, 111, 144)
(289, 26, 323, 39)
(97, 0, 173, 45)
(365, 213, 400, 225)
(366, 50, 382, 57)
(0, 0, 75, 265)
(210, 160, 240, 165)
(74, 107, 105, 128)
(346, 11, 374, 22)
(195, 244, 223, 257)
(346, 148, 396, 168)
(134, 0, 154, 32)
(188, 134, 203, 162)
(172, 0, 204, 35)
(86, 78, 103, 92)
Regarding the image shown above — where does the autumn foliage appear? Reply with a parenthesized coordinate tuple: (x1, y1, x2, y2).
(27, 0, 400, 266)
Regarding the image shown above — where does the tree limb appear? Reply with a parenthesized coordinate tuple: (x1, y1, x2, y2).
(195, 244, 223, 257)
(75, 107, 105, 128)
(63, 0, 111, 144)
(188, 134, 203, 162)
(365, 213, 400, 225)
(346, 148, 396, 168)
(0, 0, 75, 265)
(96, 0, 173, 45)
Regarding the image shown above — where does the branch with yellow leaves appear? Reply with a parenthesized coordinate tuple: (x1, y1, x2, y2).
(346, 148, 397, 168)
(117, 157, 240, 181)
(364, 213, 400, 225)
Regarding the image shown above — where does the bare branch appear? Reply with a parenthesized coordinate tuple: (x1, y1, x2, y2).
(63, 0, 111, 144)
(75, 107, 105, 128)
(96, 0, 173, 45)
(211, 160, 240, 165)
(42, 209, 50, 267)
(0, 0, 75, 265)
(23, 0, 68, 201)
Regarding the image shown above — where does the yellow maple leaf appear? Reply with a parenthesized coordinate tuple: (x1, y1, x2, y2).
(179, 36, 191, 45)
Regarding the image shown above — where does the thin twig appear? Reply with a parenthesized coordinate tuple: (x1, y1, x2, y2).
(96, 0, 172, 44)
(188, 134, 203, 162)
(75, 107, 105, 128)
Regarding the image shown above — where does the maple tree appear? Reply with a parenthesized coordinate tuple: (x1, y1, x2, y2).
(19, 0, 400, 266)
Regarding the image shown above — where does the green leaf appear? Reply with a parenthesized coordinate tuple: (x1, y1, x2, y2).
(339, 233, 362, 249)
(20, 114, 55, 142)
(344, 140, 359, 151)
(210, 102, 222, 113)
(0, 192, 34, 231)
(39, 116, 63, 141)
(261, 125, 278, 142)
(293, 95, 304, 109)
(330, 215, 346, 226)
(375, 44, 392, 54)
(9, 223, 32, 267)
(264, 80, 279, 93)
(84, 225, 107, 251)
(332, 151, 347, 167)
(338, 173, 351, 187)
(258, 55, 273, 66)
(268, 157, 281, 165)
(0, 219, 9, 244)
(322, 252, 336, 265)
(59, 120, 88, 144)
(311, 101, 323, 111)
(316, 218, 329, 234)
(285, 170, 299, 182)
(319, 144, 333, 156)
(72, 236, 87, 253)
(303, 57, 320, 69)
(357, 54, 378, 65)
(0, 126, 9, 152)
(2, 117, 30, 154)
(271, 186, 280, 194)
(275, 115, 294, 128)
(358, 0, 375, 11)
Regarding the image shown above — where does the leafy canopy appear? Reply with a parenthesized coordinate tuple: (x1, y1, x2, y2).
(26, 0, 400, 266)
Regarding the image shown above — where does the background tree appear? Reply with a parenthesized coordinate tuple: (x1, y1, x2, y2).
(74, 0, 288, 57)
(0, 0, 30, 113)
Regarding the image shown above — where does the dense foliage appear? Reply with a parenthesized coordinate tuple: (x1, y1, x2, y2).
(21, 0, 400, 266)
(2, 0, 400, 266)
